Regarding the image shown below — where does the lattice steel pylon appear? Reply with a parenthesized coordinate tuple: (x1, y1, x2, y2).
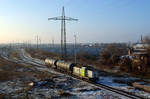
(48, 6, 78, 59)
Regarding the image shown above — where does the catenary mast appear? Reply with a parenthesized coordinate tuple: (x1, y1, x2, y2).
(48, 6, 78, 59)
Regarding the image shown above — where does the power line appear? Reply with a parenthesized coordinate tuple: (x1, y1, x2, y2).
(48, 6, 78, 59)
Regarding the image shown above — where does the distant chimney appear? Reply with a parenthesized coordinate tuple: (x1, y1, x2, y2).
(128, 48, 131, 56)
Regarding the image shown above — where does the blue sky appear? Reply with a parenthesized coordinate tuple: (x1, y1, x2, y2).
(0, 0, 150, 43)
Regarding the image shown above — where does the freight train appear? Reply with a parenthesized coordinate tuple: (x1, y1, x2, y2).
(45, 58, 99, 81)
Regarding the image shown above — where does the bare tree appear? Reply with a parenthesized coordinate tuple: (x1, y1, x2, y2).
(100, 44, 127, 65)
(143, 35, 150, 44)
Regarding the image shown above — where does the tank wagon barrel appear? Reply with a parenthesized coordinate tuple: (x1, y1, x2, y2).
(56, 60, 76, 72)
(45, 58, 58, 68)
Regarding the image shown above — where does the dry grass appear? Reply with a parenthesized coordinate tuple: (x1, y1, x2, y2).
(26, 49, 61, 60)
(0, 56, 54, 82)
(9, 50, 20, 59)
(0, 58, 22, 81)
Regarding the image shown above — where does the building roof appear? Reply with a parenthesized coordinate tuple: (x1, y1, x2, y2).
(133, 43, 149, 49)
(132, 52, 147, 55)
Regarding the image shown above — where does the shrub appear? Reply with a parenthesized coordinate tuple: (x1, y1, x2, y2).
(119, 57, 132, 72)
(100, 44, 127, 65)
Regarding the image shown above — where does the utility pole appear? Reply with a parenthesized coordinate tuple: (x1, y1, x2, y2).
(141, 35, 143, 43)
(12, 40, 14, 49)
(52, 38, 54, 49)
(39, 37, 41, 49)
(48, 40, 51, 48)
(36, 35, 39, 49)
(74, 34, 77, 64)
(48, 6, 78, 59)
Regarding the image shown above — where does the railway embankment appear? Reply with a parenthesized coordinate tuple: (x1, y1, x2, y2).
(0, 48, 126, 99)
(26, 48, 150, 98)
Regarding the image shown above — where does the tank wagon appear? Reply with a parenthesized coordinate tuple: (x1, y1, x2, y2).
(45, 58, 99, 81)
(45, 58, 58, 68)
(56, 60, 76, 73)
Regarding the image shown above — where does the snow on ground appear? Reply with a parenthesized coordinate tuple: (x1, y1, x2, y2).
(98, 75, 150, 98)
(21, 48, 149, 98)
(0, 48, 128, 99)
(2, 48, 150, 98)
(0, 74, 127, 99)
(98, 76, 127, 87)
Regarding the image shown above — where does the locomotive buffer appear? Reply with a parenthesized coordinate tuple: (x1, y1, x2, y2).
(48, 6, 78, 59)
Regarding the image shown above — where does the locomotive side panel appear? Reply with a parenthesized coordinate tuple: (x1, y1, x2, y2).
(87, 70, 93, 78)
(80, 67, 87, 77)
(87, 70, 99, 80)
(73, 66, 80, 76)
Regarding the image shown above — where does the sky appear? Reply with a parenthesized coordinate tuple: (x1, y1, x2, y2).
(0, 0, 150, 44)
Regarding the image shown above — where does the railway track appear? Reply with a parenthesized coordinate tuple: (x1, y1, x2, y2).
(88, 80, 143, 99)
(20, 56, 143, 99)
(0, 50, 144, 99)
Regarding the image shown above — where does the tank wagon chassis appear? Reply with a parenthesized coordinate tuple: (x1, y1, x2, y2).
(45, 58, 143, 99)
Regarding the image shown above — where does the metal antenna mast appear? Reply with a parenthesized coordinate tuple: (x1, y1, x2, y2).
(48, 6, 78, 59)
